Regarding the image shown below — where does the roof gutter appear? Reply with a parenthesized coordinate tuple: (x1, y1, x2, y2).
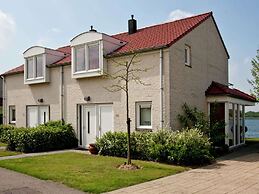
(1, 75, 6, 125)
(160, 49, 164, 129)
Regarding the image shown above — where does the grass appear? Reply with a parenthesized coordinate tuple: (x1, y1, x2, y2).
(0, 150, 21, 157)
(0, 152, 187, 193)
(245, 138, 259, 142)
(0, 142, 7, 147)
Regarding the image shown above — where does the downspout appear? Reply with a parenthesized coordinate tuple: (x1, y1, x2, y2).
(160, 49, 164, 129)
(1, 76, 6, 125)
(60, 66, 65, 124)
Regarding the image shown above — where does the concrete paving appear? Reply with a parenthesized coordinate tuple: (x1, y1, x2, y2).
(0, 167, 85, 194)
(107, 143, 259, 194)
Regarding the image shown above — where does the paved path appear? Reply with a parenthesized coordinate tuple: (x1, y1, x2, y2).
(0, 167, 85, 194)
(0, 149, 88, 161)
(107, 143, 259, 194)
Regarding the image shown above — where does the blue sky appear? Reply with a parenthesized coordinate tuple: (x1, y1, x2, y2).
(0, 0, 258, 110)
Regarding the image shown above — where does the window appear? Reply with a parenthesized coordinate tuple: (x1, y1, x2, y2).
(27, 57, 34, 79)
(27, 106, 49, 128)
(26, 54, 44, 80)
(74, 42, 100, 73)
(75, 45, 86, 72)
(9, 106, 16, 124)
(36, 55, 43, 77)
(136, 102, 152, 129)
(184, 45, 191, 66)
(89, 44, 99, 70)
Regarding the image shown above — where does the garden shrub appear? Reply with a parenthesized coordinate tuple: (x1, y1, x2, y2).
(0, 125, 15, 142)
(1, 121, 78, 153)
(96, 128, 214, 165)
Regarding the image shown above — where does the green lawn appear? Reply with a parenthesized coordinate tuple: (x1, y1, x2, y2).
(0, 150, 21, 157)
(246, 138, 259, 142)
(0, 152, 187, 193)
(0, 142, 7, 147)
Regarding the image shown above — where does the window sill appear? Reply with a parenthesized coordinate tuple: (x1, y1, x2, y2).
(9, 122, 16, 125)
(73, 68, 103, 79)
(136, 127, 152, 132)
(185, 63, 192, 68)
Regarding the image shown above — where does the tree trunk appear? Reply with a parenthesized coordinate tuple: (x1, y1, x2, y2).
(126, 90, 131, 165)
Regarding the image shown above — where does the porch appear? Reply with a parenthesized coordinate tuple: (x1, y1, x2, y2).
(206, 81, 257, 148)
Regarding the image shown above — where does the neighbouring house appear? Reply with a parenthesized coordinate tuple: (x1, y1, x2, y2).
(0, 12, 256, 148)
(0, 76, 2, 124)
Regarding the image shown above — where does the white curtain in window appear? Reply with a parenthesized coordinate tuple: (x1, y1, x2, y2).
(75, 46, 85, 72)
(89, 44, 99, 70)
(27, 58, 34, 79)
(36, 55, 43, 77)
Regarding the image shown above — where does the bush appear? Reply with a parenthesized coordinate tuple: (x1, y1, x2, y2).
(96, 129, 214, 165)
(0, 125, 15, 141)
(1, 121, 78, 153)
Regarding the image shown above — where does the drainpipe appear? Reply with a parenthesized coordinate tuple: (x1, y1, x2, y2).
(1, 76, 6, 125)
(160, 49, 164, 129)
(60, 66, 65, 124)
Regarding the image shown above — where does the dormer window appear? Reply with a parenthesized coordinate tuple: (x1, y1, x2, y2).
(23, 46, 65, 84)
(26, 55, 44, 79)
(74, 42, 100, 74)
(71, 30, 126, 79)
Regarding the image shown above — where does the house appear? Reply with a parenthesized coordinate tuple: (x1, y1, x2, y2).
(0, 76, 2, 124)
(0, 12, 256, 148)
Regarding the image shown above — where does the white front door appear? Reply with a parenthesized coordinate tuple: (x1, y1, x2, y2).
(79, 104, 113, 148)
(27, 106, 49, 127)
(83, 106, 97, 146)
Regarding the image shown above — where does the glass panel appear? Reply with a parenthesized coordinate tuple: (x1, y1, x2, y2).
(228, 103, 234, 146)
(27, 58, 34, 79)
(27, 106, 38, 128)
(9, 106, 16, 123)
(140, 106, 151, 126)
(184, 48, 188, 64)
(75, 46, 85, 72)
(89, 44, 99, 70)
(36, 55, 43, 77)
(240, 106, 245, 143)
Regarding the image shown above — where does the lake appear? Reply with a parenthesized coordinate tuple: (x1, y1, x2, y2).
(245, 119, 259, 138)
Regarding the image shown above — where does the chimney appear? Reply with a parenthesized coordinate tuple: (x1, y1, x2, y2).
(128, 15, 137, 34)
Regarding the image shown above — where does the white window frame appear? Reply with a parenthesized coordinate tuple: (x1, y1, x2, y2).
(136, 102, 152, 129)
(9, 105, 16, 124)
(26, 105, 50, 127)
(26, 54, 45, 81)
(184, 45, 191, 67)
(73, 41, 101, 74)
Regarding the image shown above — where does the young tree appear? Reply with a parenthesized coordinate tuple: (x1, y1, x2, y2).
(105, 53, 150, 165)
(248, 50, 259, 99)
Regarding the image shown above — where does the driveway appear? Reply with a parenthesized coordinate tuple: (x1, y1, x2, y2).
(107, 142, 259, 194)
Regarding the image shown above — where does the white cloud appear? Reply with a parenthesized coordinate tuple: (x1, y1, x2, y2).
(50, 27, 61, 33)
(0, 10, 15, 52)
(167, 9, 194, 22)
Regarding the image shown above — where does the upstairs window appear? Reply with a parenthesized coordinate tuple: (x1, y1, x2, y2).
(74, 42, 100, 73)
(26, 54, 44, 79)
(184, 45, 191, 67)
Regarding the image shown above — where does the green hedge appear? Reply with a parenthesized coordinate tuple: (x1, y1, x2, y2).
(96, 129, 213, 165)
(0, 121, 78, 153)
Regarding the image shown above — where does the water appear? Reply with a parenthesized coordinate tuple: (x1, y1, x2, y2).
(245, 119, 259, 138)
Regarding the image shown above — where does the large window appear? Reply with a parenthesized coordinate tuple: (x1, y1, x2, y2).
(74, 42, 100, 73)
(26, 54, 44, 79)
(184, 45, 191, 67)
(136, 102, 152, 129)
(27, 106, 49, 128)
(9, 106, 16, 124)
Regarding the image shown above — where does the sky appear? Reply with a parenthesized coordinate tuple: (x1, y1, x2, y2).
(0, 0, 258, 110)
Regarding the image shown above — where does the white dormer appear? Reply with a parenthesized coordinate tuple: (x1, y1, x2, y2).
(23, 46, 65, 84)
(71, 27, 126, 79)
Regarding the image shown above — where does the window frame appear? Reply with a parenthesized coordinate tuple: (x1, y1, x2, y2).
(73, 41, 101, 74)
(26, 54, 45, 80)
(136, 101, 152, 129)
(184, 45, 191, 67)
(9, 105, 16, 124)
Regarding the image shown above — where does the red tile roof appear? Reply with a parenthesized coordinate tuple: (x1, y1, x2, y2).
(206, 81, 257, 102)
(2, 12, 228, 76)
(2, 64, 24, 76)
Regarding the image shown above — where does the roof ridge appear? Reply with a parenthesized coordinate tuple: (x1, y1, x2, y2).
(113, 12, 212, 37)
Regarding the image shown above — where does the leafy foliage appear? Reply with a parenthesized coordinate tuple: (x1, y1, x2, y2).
(178, 103, 225, 146)
(248, 50, 259, 99)
(96, 129, 213, 165)
(1, 121, 78, 153)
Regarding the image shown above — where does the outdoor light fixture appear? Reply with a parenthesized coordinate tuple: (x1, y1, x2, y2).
(84, 96, 91, 102)
(38, 98, 44, 103)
